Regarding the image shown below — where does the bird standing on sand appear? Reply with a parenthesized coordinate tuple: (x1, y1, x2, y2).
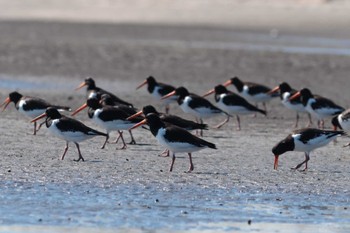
(332, 109, 350, 147)
(272, 128, 344, 171)
(203, 85, 266, 130)
(130, 113, 217, 172)
(31, 107, 107, 161)
(75, 77, 134, 107)
(223, 76, 278, 113)
(136, 76, 176, 113)
(289, 88, 344, 129)
(161, 86, 229, 136)
(268, 82, 312, 128)
(1, 91, 71, 135)
(71, 97, 142, 149)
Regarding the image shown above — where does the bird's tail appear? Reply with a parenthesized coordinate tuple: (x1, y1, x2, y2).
(199, 138, 217, 149)
(88, 129, 108, 137)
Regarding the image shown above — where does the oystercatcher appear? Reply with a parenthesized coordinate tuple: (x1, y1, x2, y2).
(130, 113, 217, 172)
(203, 85, 266, 130)
(136, 76, 176, 113)
(289, 88, 344, 129)
(71, 98, 142, 149)
(1, 91, 71, 135)
(31, 107, 107, 161)
(161, 86, 229, 136)
(272, 128, 344, 171)
(127, 105, 208, 131)
(75, 77, 133, 107)
(223, 76, 278, 113)
(268, 82, 312, 127)
(332, 109, 350, 147)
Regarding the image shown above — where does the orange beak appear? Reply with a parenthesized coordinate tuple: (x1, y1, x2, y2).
(274, 155, 279, 170)
(202, 88, 215, 97)
(288, 91, 301, 101)
(31, 112, 47, 123)
(126, 110, 143, 120)
(75, 81, 87, 91)
(161, 90, 176, 100)
(136, 80, 148, 90)
(333, 126, 338, 131)
(0, 97, 11, 112)
(222, 79, 232, 87)
(71, 103, 88, 116)
(267, 86, 280, 95)
(129, 119, 148, 130)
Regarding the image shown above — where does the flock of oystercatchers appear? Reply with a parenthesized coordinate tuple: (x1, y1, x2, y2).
(1, 76, 348, 172)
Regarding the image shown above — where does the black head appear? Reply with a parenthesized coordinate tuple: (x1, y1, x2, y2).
(272, 135, 295, 156)
(145, 113, 166, 136)
(86, 97, 101, 110)
(9, 91, 23, 103)
(45, 107, 62, 120)
(175, 87, 190, 98)
(214, 85, 229, 95)
(230, 77, 243, 90)
(100, 94, 114, 106)
(299, 88, 313, 100)
(142, 105, 158, 115)
(279, 82, 292, 93)
(84, 77, 96, 89)
(146, 76, 157, 85)
(331, 116, 342, 130)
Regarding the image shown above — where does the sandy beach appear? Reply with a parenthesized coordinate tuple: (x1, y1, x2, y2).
(0, 0, 350, 232)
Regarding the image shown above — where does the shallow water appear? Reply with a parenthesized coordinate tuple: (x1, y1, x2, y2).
(0, 181, 349, 231)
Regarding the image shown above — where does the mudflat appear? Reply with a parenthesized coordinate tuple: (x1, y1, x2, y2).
(0, 1, 350, 232)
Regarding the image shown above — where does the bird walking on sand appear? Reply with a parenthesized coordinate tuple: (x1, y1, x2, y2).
(130, 113, 217, 172)
(222, 76, 278, 113)
(268, 82, 312, 128)
(71, 97, 142, 149)
(1, 91, 71, 135)
(203, 85, 266, 130)
(75, 77, 134, 107)
(289, 88, 344, 129)
(136, 76, 176, 113)
(272, 128, 344, 171)
(161, 86, 229, 136)
(31, 107, 107, 161)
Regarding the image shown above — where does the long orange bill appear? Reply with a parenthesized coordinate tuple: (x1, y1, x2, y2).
(274, 155, 279, 170)
(267, 86, 280, 95)
(288, 91, 301, 101)
(31, 112, 47, 123)
(136, 80, 148, 90)
(161, 90, 176, 100)
(75, 81, 87, 91)
(129, 119, 148, 130)
(71, 103, 88, 116)
(222, 80, 232, 87)
(126, 110, 144, 120)
(1, 97, 11, 112)
(202, 89, 215, 97)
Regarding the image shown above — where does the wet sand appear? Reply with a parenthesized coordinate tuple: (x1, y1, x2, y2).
(1, 1, 350, 232)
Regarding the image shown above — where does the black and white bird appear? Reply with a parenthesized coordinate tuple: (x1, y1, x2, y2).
(75, 77, 133, 107)
(289, 88, 344, 129)
(31, 107, 107, 161)
(130, 113, 217, 172)
(332, 109, 350, 147)
(161, 86, 229, 136)
(223, 76, 278, 113)
(268, 82, 312, 128)
(1, 91, 71, 135)
(136, 76, 177, 113)
(127, 105, 208, 131)
(203, 85, 266, 130)
(272, 128, 344, 171)
(71, 98, 142, 149)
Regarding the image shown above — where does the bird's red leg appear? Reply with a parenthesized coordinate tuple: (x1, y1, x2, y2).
(117, 131, 127, 150)
(236, 115, 241, 131)
(294, 113, 299, 128)
(186, 153, 194, 173)
(214, 116, 229, 129)
(128, 130, 136, 144)
(61, 142, 69, 160)
(101, 133, 109, 149)
(159, 149, 170, 157)
(33, 122, 37, 135)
